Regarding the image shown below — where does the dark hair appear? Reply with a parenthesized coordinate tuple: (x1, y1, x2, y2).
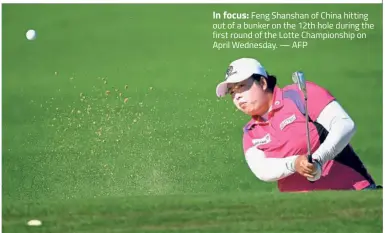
(251, 73, 277, 92)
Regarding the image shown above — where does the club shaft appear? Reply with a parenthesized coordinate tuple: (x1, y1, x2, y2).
(293, 71, 313, 164)
(304, 97, 312, 163)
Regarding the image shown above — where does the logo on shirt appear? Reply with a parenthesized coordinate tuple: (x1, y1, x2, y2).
(280, 114, 296, 130)
(252, 133, 271, 146)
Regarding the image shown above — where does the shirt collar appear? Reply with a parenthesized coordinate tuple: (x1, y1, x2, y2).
(244, 86, 284, 131)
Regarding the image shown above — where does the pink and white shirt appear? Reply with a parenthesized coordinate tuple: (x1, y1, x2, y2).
(243, 81, 375, 192)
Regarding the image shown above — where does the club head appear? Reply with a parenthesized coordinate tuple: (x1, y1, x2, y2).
(292, 71, 307, 95)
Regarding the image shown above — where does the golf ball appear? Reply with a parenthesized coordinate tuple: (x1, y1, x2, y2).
(26, 29, 37, 40)
(27, 219, 42, 226)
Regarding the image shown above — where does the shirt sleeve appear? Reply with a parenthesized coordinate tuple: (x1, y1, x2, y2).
(312, 100, 356, 165)
(245, 147, 298, 182)
(243, 133, 297, 182)
(306, 81, 336, 121)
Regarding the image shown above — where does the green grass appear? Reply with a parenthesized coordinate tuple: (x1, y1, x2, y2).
(2, 3, 383, 232)
(3, 191, 383, 233)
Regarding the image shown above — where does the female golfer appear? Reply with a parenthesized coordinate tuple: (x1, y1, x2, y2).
(216, 57, 379, 192)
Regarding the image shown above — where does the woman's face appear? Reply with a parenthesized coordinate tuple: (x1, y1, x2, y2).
(228, 77, 271, 116)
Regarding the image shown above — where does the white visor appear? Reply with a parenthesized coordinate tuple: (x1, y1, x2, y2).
(216, 58, 268, 97)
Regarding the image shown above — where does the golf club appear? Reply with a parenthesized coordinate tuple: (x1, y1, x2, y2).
(292, 71, 313, 164)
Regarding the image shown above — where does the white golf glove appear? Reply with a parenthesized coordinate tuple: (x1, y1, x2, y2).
(307, 160, 322, 182)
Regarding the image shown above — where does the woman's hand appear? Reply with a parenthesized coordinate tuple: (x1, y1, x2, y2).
(294, 155, 320, 179)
